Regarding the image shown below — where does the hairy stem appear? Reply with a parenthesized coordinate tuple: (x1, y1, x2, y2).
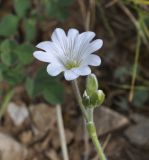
(87, 122, 107, 160)
(72, 79, 88, 121)
(72, 79, 107, 160)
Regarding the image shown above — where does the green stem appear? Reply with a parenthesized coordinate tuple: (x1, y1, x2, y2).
(129, 34, 141, 101)
(87, 121, 106, 160)
(0, 89, 14, 119)
(72, 79, 107, 160)
(72, 80, 88, 121)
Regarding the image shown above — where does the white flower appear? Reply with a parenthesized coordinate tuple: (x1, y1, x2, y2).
(33, 28, 103, 81)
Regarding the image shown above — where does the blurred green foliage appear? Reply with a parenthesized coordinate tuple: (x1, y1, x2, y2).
(26, 68, 64, 105)
(0, 15, 19, 37)
(14, 0, 31, 18)
(41, 0, 73, 20)
(132, 89, 149, 108)
(0, 0, 73, 109)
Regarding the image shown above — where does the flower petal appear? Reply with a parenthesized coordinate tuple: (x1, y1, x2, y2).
(33, 51, 52, 62)
(73, 66, 91, 76)
(85, 54, 101, 66)
(67, 28, 79, 39)
(83, 39, 103, 57)
(51, 28, 68, 51)
(67, 28, 79, 57)
(78, 31, 95, 43)
(47, 64, 65, 76)
(74, 31, 95, 51)
(64, 69, 79, 81)
(36, 41, 51, 52)
(36, 41, 63, 57)
(35, 40, 67, 65)
(33, 50, 62, 64)
(73, 31, 96, 59)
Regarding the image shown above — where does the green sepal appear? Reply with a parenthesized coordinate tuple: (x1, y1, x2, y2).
(82, 90, 90, 107)
(90, 90, 105, 107)
(86, 74, 98, 96)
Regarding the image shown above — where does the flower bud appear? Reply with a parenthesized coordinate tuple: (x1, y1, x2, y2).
(86, 74, 98, 96)
(82, 91, 90, 107)
(90, 90, 105, 107)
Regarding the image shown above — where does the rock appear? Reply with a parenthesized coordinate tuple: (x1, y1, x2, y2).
(130, 113, 149, 123)
(76, 107, 129, 139)
(19, 131, 33, 145)
(45, 149, 60, 160)
(105, 137, 128, 159)
(7, 102, 29, 126)
(124, 114, 149, 148)
(65, 129, 74, 144)
(94, 107, 129, 135)
(29, 103, 56, 133)
(0, 133, 28, 160)
(51, 130, 60, 149)
(51, 129, 73, 149)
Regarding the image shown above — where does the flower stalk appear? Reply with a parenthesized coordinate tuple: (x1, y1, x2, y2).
(87, 122, 106, 160)
(72, 79, 106, 160)
(72, 80, 88, 121)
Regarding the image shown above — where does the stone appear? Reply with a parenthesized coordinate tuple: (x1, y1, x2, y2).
(76, 107, 129, 139)
(51, 129, 73, 149)
(65, 129, 74, 144)
(0, 133, 28, 160)
(19, 131, 33, 145)
(124, 114, 149, 148)
(45, 149, 60, 160)
(94, 107, 129, 135)
(30, 103, 56, 133)
(7, 102, 29, 126)
(130, 113, 149, 123)
(51, 130, 60, 149)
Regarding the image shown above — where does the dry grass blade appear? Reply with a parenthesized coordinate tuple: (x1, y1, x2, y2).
(132, 0, 149, 5)
(56, 104, 69, 160)
(129, 34, 141, 102)
(118, 1, 148, 46)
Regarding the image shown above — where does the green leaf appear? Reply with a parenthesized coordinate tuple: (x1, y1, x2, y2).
(0, 68, 3, 81)
(33, 68, 64, 104)
(25, 78, 34, 97)
(24, 18, 36, 42)
(43, 82, 64, 105)
(41, 0, 71, 20)
(132, 89, 149, 107)
(0, 39, 16, 66)
(0, 14, 19, 37)
(33, 68, 49, 97)
(3, 66, 25, 86)
(60, 0, 73, 6)
(15, 43, 34, 65)
(14, 0, 31, 18)
(114, 66, 130, 82)
(115, 97, 129, 111)
(0, 64, 7, 82)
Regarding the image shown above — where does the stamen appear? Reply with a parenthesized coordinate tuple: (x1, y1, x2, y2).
(65, 60, 80, 69)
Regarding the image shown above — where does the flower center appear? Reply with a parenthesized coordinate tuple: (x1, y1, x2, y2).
(65, 60, 80, 69)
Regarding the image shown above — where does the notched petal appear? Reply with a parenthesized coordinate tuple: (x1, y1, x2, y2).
(47, 64, 65, 76)
(36, 41, 51, 52)
(86, 54, 101, 66)
(73, 66, 91, 76)
(33, 51, 51, 62)
(64, 70, 79, 81)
